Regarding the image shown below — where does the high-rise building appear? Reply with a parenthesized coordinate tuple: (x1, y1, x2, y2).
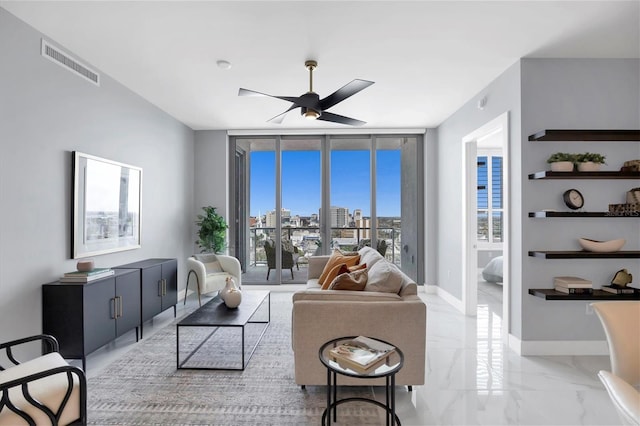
(266, 208, 291, 228)
(330, 206, 349, 228)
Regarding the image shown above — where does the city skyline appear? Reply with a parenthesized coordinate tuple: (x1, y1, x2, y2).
(250, 149, 401, 218)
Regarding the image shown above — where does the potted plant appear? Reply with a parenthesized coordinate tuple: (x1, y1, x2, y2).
(196, 206, 228, 253)
(546, 152, 576, 172)
(576, 152, 606, 172)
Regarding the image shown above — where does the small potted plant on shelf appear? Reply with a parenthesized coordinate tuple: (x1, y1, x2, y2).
(546, 152, 576, 172)
(196, 206, 228, 253)
(576, 152, 606, 172)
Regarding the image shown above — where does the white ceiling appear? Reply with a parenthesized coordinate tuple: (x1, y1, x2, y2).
(2, 1, 638, 131)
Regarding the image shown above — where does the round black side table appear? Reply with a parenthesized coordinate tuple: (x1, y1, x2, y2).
(318, 336, 404, 426)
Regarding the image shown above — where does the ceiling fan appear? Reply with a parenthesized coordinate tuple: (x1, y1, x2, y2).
(238, 60, 374, 126)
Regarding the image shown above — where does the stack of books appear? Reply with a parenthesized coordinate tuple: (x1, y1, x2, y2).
(60, 268, 114, 283)
(554, 276, 593, 294)
(329, 336, 396, 374)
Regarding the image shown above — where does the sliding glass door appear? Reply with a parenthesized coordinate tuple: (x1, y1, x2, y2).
(230, 134, 423, 285)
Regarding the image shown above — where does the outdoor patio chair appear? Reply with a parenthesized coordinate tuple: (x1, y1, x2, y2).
(264, 239, 297, 280)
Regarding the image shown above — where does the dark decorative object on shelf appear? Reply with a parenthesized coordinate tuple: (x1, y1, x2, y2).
(562, 189, 584, 210)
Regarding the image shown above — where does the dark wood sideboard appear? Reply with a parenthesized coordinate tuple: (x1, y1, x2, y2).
(115, 258, 178, 339)
(42, 258, 178, 370)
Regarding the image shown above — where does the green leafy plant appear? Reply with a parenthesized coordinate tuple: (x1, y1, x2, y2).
(196, 206, 228, 253)
(546, 152, 576, 163)
(576, 152, 606, 164)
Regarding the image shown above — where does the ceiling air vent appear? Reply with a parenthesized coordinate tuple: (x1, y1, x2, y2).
(41, 39, 100, 86)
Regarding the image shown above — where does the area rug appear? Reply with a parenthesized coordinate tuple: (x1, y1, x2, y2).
(87, 292, 381, 425)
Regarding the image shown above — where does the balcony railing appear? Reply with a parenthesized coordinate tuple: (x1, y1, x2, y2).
(247, 226, 401, 268)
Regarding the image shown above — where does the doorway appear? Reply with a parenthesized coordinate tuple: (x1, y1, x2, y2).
(462, 112, 510, 341)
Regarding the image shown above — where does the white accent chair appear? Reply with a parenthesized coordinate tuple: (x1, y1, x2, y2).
(591, 301, 640, 425)
(185, 254, 242, 306)
(0, 334, 86, 426)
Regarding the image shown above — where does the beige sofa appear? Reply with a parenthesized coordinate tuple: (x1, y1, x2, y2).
(291, 246, 426, 387)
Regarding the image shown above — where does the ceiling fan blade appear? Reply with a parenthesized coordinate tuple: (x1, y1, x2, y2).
(319, 79, 374, 110)
(316, 111, 366, 126)
(238, 88, 301, 104)
(268, 104, 299, 124)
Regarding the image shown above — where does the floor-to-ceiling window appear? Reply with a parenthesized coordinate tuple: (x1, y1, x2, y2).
(376, 137, 402, 266)
(329, 137, 371, 253)
(280, 137, 322, 283)
(230, 134, 423, 284)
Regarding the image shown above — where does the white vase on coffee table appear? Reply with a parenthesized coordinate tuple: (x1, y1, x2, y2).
(221, 276, 242, 308)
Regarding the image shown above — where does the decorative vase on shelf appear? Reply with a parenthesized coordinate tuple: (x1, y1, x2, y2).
(221, 276, 242, 308)
(577, 161, 601, 172)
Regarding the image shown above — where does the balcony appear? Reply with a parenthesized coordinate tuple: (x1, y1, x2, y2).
(242, 226, 401, 284)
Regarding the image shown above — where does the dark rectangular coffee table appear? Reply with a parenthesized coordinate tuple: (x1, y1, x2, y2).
(176, 290, 270, 370)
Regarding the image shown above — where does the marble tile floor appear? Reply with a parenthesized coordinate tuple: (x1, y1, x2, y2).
(82, 284, 620, 425)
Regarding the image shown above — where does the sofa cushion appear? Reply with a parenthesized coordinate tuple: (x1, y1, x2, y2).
(0, 352, 81, 426)
(358, 246, 383, 268)
(318, 250, 360, 286)
(203, 261, 223, 274)
(328, 268, 368, 291)
(365, 260, 404, 294)
(320, 263, 350, 290)
(292, 289, 402, 302)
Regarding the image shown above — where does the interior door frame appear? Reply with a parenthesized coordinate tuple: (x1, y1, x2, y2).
(462, 112, 510, 341)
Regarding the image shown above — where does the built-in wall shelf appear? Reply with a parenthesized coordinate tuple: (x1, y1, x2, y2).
(529, 211, 639, 218)
(528, 288, 640, 300)
(529, 250, 640, 259)
(528, 129, 640, 142)
(528, 171, 640, 180)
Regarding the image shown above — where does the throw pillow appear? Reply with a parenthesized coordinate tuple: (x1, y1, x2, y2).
(194, 253, 217, 263)
(204, 261, 223, 274)
(348, 263, 367, 272)
(329, 268, 368, 291)
(318, 249, 361, 286)
(358, 246, 383, 268)
(364, 260, 403, 294)
(321, 263, 350, 290)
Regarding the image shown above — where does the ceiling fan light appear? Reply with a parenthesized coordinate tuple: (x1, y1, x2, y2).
(303, 109, 320, 120)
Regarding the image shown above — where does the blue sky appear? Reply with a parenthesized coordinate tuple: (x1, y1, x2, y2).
(250, 150, 401, 217)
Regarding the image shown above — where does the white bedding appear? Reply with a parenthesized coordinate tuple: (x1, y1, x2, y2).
(482, 256, 503, 283)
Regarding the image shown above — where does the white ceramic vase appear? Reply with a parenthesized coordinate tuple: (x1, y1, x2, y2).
(577, 161, 601, 172)
(221, 277, 242, 308)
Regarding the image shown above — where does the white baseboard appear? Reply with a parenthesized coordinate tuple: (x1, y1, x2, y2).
(430, 285, 464, 313)
(508, 334, 609, 356)
(422, 284, 438, 294)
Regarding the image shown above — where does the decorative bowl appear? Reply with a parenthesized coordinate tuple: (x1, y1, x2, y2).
(578, 238, 625, 253)
(76, 259, 95, 272)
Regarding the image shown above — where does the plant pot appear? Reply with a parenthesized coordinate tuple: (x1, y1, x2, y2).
(550, 161, 574, 172)
(577, 161, 601, 172)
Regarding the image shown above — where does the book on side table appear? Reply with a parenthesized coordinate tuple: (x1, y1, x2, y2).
(329, 336, 396, 374)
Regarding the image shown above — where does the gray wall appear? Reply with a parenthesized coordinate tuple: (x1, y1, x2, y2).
(435, 57, 640, 345)
(193, 130, 230, 254)
(435, 60, 523, 338)
(520, 58, 640, 341)
(0, 8, 195, 343)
